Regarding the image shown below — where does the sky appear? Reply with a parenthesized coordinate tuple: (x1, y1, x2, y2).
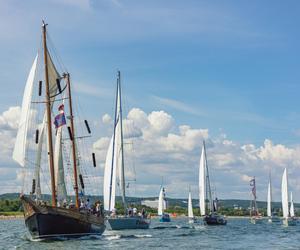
(1, 0, 300, 201)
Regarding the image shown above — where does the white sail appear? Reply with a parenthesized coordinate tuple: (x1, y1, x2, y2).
(115, 80, 126, 208)
(290, 192, 295, 217)
(34, 114, 46, 198)
(267, 180, 272, 217)
(188, 191, 194, 218)
(13, 55, 38, 166)
(281, 168, 289, 219)
(158, 187, 164, 216)
(199, 145, 206, 216)
(103, 75, 126, 212)
(103, 136, 117, 211)
(54, 126, 67, 201)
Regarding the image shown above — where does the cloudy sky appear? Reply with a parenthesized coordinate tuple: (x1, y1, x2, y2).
(1, 0, 300, 201)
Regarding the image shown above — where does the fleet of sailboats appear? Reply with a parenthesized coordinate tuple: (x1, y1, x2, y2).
(11, 22, 300, 240)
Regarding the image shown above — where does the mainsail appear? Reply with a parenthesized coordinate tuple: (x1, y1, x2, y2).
(290, 192, 295, 217)
(281, 168, 289, 219)
(188, 190, 194, 218)
(13, 55, 38, 167)
(267, 180, 272, 217)
(103, 136, 117, 211)
(103, 72, 126, 212)
(199, 145, 206, 216)
(158, 187, 164, 216)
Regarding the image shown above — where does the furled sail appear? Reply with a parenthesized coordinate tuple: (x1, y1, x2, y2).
(13, 55, 38, 166)
(281, 168, 289, 219)
(199, 145, 206, 216)
(290, 192, 295, 217)
(188, 191, 194, 218)
(158, 187, 164, 216)
(267, 180, 272, 217)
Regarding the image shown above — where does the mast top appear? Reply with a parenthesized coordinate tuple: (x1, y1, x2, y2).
(42, 20, 48, 28)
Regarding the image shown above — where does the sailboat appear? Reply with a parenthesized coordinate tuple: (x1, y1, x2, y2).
(158, 187, 170, 222)
(267, 173, 280, 223)
(103, 71, 150, 230)
(188, 188, 196, 223)
(281, 168, 297, 226)
(13, 22, 105, 239)
(199, 141, 227, 225)
(249, 177, 263, 224)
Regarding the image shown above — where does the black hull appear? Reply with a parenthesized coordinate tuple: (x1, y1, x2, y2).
(21, 196, 106, 239)
(204, 214, 227, 225)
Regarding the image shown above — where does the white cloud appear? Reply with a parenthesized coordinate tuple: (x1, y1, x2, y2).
(1, 105, 300, 201)
(152, 95, 204, 116)
(147, 110, 174, 136)
(102, 113, 112, 124)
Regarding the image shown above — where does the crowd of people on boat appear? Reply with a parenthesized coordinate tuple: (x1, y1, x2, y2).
(110, 205, 147, 218)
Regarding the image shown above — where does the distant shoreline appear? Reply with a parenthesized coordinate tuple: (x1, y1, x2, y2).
(0, 215, 23, 220)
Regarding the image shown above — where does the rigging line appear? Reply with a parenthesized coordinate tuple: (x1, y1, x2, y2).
(46, 32, 68, 73)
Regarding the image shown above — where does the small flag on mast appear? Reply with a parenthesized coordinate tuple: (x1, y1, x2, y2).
(54, 104, 66, 128)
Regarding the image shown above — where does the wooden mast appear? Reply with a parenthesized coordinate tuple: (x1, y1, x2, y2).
(65, 73, 80, 208)
(42, 21, 57, 207)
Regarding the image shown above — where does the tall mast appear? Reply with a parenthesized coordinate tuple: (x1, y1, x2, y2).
(42, 21, 57, 207)
(65, 73, 80, 208)
(203, 141, 213, 213)
(269, 171, 272, 209)
(118, 71, 127, 210)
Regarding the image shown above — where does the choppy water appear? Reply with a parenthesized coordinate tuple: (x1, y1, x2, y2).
(1, 218, 300, 249)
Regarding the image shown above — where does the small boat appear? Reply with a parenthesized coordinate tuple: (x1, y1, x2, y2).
(158, 187, 171, 222)
(13, 21, 105, 239)
(199, 141, 227, 225)
(103, 71, 150, 230)
(188, 189, 196, 224)
(281, 168, 297, 226)
(249, 177, 263, 224)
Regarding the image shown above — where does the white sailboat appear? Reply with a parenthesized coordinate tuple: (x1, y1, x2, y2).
(188, 189, 195, 223)
(267, 173, 280, 223)
(103, 71, 150, 230)
(290, 192, 295, 218)
(199, 141, 227, 225)
(281, 168, 296, 226)
(158, 187, 170, 222)
(267, 179, 272, 223)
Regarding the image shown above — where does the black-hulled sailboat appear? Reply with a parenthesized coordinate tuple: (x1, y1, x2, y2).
(13, 22, 105, 239)
(199, 141, 227, 225)
(103, 71, 150, 230)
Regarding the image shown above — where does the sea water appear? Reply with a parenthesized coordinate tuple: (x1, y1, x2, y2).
(1, 217, 300, 249)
